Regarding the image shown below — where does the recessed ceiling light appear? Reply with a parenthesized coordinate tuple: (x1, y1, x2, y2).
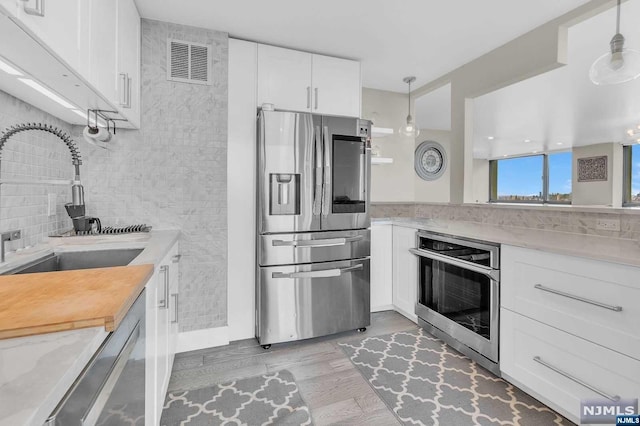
(503, 154, 508, 157)
(556, 142, 564, 145)
(18, 78, 75, 109)
(487, 136, 495, 140)
(629, 129, 635, 136)
(0, 57, 23, 76)
(524, 139, 531, 143)
(532, 150, 538, 153)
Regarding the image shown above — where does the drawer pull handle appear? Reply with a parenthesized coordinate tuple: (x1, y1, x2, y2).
(272, 263, 363, 279)
(533, 356, 620, 402)
(534, 284, 622, 312)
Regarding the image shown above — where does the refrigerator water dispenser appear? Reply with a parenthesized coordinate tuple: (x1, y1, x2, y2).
(270, 173, 300, 215)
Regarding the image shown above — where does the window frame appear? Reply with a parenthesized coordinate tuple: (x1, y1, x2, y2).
(489, 152, 572, 205)
(622, 145, 640, 207)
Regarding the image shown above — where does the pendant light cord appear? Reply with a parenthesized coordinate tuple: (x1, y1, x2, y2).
(407, 80, 411, 115)
(616, 0, 621, 34)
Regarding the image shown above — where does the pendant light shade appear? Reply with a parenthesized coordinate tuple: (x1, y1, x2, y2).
(399, 76, 420, 137)
(590, 0, 640, 85)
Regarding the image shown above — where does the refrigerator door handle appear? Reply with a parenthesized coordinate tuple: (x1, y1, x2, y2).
(321, 125, 331, 217)
(272, 235, 364, 248)
(313, 125, 323, 215)
(272, 263, 364, 279)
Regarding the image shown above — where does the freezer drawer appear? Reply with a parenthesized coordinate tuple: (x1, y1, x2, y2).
(257, 258, 370, 345)
(259, 229, 370, 266)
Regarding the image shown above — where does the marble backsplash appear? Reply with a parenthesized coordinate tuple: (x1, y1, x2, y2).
(372, 202, 640, 240)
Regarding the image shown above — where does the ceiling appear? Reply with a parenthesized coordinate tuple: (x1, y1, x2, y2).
(473, 0, 640, 159)
(134, 0, 591, 93)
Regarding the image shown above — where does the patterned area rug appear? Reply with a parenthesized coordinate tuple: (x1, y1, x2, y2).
(161, 370, 313, 426)
(340, 328, 573, 426)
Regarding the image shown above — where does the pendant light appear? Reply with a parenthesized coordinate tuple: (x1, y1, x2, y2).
(399, 76, 420, 137)
(589, 0, 640, 85)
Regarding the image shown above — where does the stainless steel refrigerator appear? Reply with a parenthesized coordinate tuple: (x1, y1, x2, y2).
(256, 110, 371, 347)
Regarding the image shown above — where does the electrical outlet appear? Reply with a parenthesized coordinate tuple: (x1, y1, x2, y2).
(596, 218, 620, 231)
(47, 193, 56, 217)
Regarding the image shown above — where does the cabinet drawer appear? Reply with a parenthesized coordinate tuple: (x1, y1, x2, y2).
(501, 309, 640, 425)
(501, 245, 640, 360)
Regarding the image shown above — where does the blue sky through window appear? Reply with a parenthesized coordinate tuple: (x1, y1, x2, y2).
(496, 153, 572, 201)
(632, 145, 640, 198)
(497, 156, 543, 199)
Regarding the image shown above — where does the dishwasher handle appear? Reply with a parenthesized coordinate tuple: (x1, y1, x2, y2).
(409, 248, 500, 281)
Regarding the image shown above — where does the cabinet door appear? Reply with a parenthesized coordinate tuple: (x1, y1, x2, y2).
(392, 226, 418, 322)
(144, 270, 160, 426)
(90, 0, 118, 105)
(155, 263, 171, 419)
(16, 0, 87, 72)
(257, 44, 311, 111)
(116, 0, 140, 126)
(312, 54, 361, 117)
(168, 246, 180, 365)
(371, 224, 393, 312)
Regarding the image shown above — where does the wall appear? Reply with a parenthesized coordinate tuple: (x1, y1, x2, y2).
(412, 0, 612, 203)
(414, 129, 450, 203)
(73, 19, 229, 333)
(362, 88, 415, 202)
(0, 91, 74, 249)
(1, 20, 228, 334)
(571, 143, 623, 207)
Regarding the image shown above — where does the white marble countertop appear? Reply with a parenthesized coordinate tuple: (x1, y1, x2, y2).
(0, 229, 180, 426)
(374, 217, 640, 268)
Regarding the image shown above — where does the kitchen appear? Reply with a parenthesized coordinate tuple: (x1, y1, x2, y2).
(0, 0, 639, 425)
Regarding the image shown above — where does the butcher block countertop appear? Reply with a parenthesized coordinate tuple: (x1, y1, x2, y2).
(0, 264, 154, 340)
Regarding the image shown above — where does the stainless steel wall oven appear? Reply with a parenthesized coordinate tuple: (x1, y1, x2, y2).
(411, 231, 501, 374)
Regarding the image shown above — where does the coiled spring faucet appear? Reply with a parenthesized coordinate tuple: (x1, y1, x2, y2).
(0, 123, 86, 261)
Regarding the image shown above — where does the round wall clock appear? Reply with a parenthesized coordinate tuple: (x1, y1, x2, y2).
(415, 141, 447, 181)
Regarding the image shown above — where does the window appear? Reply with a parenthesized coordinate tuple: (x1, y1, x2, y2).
(623, 145, 640, 206)
(490, 152, 572, 204)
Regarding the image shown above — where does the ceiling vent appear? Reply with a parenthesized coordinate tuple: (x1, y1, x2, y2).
(167, 39, 212, 85)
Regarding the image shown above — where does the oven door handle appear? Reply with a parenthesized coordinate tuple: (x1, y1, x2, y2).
(409, 248, 500, 281)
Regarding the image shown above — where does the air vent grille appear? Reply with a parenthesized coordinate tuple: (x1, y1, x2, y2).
(167, 39, 212, 85)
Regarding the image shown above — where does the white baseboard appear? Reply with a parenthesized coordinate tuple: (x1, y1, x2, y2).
(177, 326, 229, 353)
(371, 304, 395, 313)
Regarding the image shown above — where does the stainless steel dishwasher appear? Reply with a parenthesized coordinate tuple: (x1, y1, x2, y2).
(46, 290, 146, 426)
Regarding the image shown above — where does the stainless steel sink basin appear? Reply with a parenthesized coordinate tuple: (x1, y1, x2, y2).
(3, 248, 144, 275)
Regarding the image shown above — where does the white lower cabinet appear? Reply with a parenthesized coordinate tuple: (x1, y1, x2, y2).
(146, 241, 180, 426)
(371, 223, 393, 312)
(501, 309, 640, 424)
(500, 245, 640, 424)
(391, 225, 418, 322)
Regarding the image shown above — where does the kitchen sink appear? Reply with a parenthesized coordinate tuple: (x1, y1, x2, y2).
(2, 248, 144, 275)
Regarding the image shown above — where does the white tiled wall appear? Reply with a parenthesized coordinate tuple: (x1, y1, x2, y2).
(0, 91, 74, 249)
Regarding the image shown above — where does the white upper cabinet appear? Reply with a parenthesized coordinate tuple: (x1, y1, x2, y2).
(116, 0, 141, 126)
(90, 0, 118, 106)
(311, 54, 360, 117)
(257, 44, 312, 113)
(10, 0, 91, 75)
(257, 44, 361, 117)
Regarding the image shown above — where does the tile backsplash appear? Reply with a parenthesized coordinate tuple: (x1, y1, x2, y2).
(372, 202, 640, 240)
(0, 91, 74, 249)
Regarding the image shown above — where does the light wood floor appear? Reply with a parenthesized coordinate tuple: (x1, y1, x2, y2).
(168, 310, 417, 425)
